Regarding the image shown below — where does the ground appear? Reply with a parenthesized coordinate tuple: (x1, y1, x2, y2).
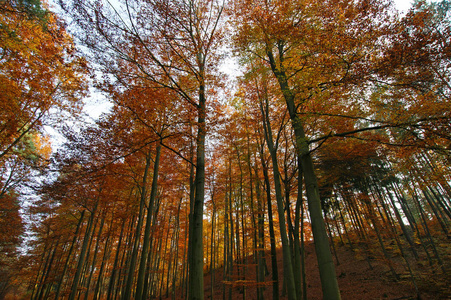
(164, 239, 450, 300)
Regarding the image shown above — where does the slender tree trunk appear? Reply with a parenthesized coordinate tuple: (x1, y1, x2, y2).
(80, 214, 100, 292)
(69, 197, 99, 300)
(428, 187, 451, 222)
(392, 183, 418, 232)
(422, 189, 449, 235)
(42, 247, 63, 300)
(234, 144, 247, 298)
(83, 213, 106, 300)
(55, 210, 85, 299)
(383, 186, 419, 259)
(396, 184, 436, 268)
(136, 143, 162, 299)
(251, 146, 266, 300)
(254, 170, 266, 300)
(350, 192, 376, 269)
(146, 185, 163, 298)
(331, 202, 344, 246)
(294, 160, 305, 300)
(37, 239, 59, 300)
(143, 233, 155, 299)
(171, 200, 182, 300)
(300, 184, 307, 300)
(285, 176, 303, 298)
(117, 217, 137, 300)
(420, 152, 451, 201)
(188, 83, 206, 300)
(184, 136, 196, 300)
(267, 46, 341, 300)
(362, 193, 398, 280)
(413, 192, 446, 272)
(228, 159, 235, 300)
(260, 95, 297, 300)
(93, 216, 113, 300)
(223, 179, 230, 300)
(161, 217, 171, 298)
(335, 194, 354, 252)
(323, 210, 340, 266)
(30, 237, 51, 300)
(107, 218, 126, 300)
(122, 151, 153, 300)
(374, 189, 421, 298)
(260, 151, 279, 300)
(210, 198, 216, 300)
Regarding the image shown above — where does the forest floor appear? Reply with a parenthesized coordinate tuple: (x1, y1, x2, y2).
(164, 239, 451, 300)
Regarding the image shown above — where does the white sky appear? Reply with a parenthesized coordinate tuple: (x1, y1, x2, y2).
(55, 0, 418, 122)
(394, 0, 414, 13)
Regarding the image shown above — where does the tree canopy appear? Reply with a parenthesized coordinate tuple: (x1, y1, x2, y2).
(1, 0, 451, 299)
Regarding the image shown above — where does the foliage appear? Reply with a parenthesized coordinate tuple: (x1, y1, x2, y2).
(2, 0, 451, 299)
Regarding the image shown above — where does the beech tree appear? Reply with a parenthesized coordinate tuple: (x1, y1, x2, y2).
(0, 0, 86, 213)
(58, 1, 224, 297)
(0, 1, 87, 296)
(231, 0, 450, 299)
(0, 0, 87, 160)
(5, 0, 451, 299)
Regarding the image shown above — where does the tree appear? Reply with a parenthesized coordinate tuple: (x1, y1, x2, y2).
(231, 0, 451, 297)
(9, 0, 451, 299)
(58, 1, 224, 297)
(0, 4, 87, 289)
(0, 0, 87, 160)
(0, 190, 24, 299)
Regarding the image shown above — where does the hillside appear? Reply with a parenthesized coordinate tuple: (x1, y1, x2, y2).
(164, 240, 450, 300)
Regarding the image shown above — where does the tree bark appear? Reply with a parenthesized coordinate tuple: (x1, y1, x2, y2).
(136, 143, 162, 299)
(55, 210, 85, 300)
(260, 148, 279, 300)
(266, 45, 341, 299)
(122, 151, 153, 300)
(106, 218, 126, 300)
(188, 84, 206, 300)
(69, 197, 99, 300)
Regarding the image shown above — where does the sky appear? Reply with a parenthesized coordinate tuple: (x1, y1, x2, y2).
(47, 0, 418, 125)
(394, 0, 414, 13)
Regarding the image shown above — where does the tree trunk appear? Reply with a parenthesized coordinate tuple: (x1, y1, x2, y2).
(383, 186, 419, 260)
(266, 45, 341, 300)
(210, 200, 216, 300)
(36, 239, 59, 300)
(294, 159, 305, 300)
(107, 218, 126, 300)
(84, 213, 106, 300)
(122, 151, 153, 300)
(55, 210, 85, 300)
(188, 84, 206, 300)
(93, 217, 113, 300)
(69, 197, 99, 300)
(184, 135, 196, 300)
(223, 171, 231, 300)
(255, 170, 266, 300)
(260, 97, 297, 299)
(136, 143, 162, 299)
(260, 149, 279, 300)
